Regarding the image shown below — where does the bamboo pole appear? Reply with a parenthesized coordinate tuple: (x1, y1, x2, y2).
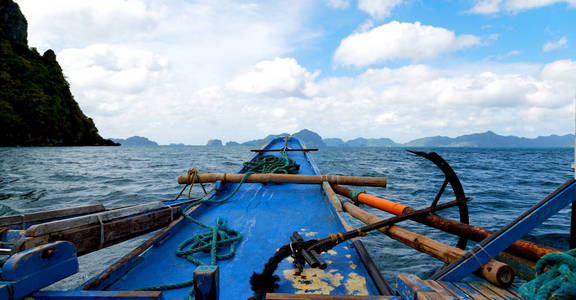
(177, 173, 387, 187)
(332, 185, 560, 261)
(342, 202, 515, 288)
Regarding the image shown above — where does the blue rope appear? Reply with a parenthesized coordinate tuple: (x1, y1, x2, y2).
(519, 249, 576, 300)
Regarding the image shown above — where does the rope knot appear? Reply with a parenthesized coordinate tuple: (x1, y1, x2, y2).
(349, 189, 365, 206)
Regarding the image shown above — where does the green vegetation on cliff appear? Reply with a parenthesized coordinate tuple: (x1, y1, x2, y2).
(0, 0, 116, 146)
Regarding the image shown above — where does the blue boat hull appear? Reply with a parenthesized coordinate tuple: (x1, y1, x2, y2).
(80, 137, 381, 298)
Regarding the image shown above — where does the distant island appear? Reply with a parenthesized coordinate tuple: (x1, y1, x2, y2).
(0, 0, 116, 146)
(206, 129, 574, 148)
(110, 136, 158, 146)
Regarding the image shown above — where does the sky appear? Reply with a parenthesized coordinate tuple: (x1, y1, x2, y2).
(15, 0, 576, 145)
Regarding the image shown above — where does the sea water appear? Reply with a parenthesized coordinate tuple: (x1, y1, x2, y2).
(0, 146, 573, 289)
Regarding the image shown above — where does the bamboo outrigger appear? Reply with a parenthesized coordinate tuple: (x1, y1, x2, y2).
(0, 136, 575, 299)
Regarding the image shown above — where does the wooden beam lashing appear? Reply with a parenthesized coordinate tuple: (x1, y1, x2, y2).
(0, 204, 105, 228)
(343, 202, 515, 288)
(25, 202, 165, 237)
(14, 206, 181, 255)
(177, 173, 387, 187)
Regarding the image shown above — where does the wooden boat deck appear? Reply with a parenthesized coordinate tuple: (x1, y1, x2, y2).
(396, 274, 523, 300)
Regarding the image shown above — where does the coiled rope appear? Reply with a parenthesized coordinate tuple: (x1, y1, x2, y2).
(138, 148, 299, 299)
(519, 249, 576, 300)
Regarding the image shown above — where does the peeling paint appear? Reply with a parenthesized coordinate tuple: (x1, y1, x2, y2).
(349, 262, 357, 270)
(344, 272, 368, 295)
(345, 254, 351, 258)
(327, 250, 337, 255)
(303, 231, 318, 237)
(283, 268, 344, 294)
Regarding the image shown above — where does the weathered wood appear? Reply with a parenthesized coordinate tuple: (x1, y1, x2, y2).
(15, 206, 180, 255)
(82, 216, 187, 291)
(333, 185, 561, 261)
(265, 294, 393, 299)
(0, 204, 105, 228)
(194, 266, 219, 300)
(479, 283, 521, 300)
(25, 202, 165, 237)
(466, 282, 507, 300)
(449, 282, 488, 300)
(31, 290, 163, 299)
(437, 282, 474, 299)
(177, 173, 387, 187)
(343, 202, 514, 288)
(396, 274, 453, 300)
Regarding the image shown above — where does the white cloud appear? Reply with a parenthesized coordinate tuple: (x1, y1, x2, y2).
(358, 0, 403, 19)
(505, 0, 576, 12)
(542, 36, 568, 52)
(166, 58, 575, 143)
(334, 21, 481, 67)
(469, 0, 576, 14)
(469, 0, 503, 14)
(226, 57, 318, 96)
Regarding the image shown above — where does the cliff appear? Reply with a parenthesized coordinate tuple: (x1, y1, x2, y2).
(0, 0, 117, 146)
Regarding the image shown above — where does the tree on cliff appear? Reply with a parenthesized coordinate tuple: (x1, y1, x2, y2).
(0, 0, 117, 146)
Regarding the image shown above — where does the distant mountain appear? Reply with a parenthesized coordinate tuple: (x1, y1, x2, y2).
(110, 136, 158, 146)
(345, 137, 401, 147)
(324, 138, 345, 147)
(222, 129, 573, 149)
(206, 139, 223, 147)
(405, 131, 574, 148)
(240, 133, 289, 147)
(292, 129, 326, 148)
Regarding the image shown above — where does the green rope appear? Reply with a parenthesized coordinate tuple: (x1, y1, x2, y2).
(348, 189, 365, 206)
(519, 249, 576, 300)
(138, 149, 299, 298)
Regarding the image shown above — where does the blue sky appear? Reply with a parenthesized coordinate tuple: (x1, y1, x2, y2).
(15, 0, 576, 144)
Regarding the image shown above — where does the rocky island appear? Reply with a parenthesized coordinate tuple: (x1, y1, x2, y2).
(0, 0, 117, 146)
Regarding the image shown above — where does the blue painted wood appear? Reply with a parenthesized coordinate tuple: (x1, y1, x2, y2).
(32, 290, 164, 300)
(83, 137, 379, 299)
(193, 266, 218, 300)
(439, 282, 473, 299)
(434, 180, 576, 282)
(78, 218, 189, 291)
(0, 241, 78, 300)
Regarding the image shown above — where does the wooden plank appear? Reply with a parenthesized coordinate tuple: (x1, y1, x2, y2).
(505, 285, 522, 299)
(31, 290, 163, 299)
(265, 293, 395, 299)
(466, 282, 506, 300)
(422, 281, 457, 300)
(25, 202, 165, 237)
(479, 283, 521, 300)
(437, 282, 473, 300)
(396, 274, 453, 300)
(0, 204, 105, 228)
(177, 173, 387, 187)
(15, 206, 180, 255)
(449, 283, 488, 300)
